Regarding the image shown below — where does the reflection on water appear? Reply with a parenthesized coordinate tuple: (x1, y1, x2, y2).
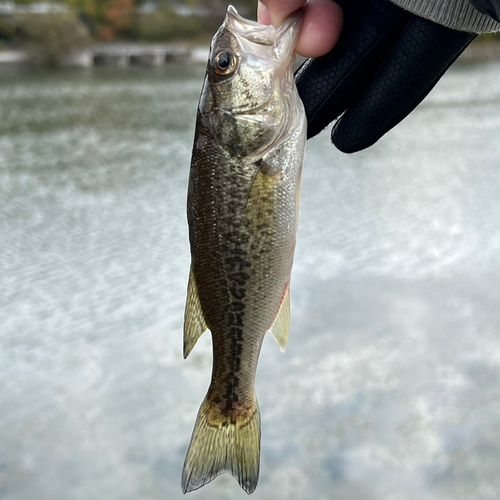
(1, 62, 500, 500)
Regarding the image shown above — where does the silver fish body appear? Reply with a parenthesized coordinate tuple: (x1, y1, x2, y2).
(182, 6, 306, 494)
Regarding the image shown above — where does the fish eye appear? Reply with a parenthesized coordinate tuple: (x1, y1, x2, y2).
(214, 51, 237, 76)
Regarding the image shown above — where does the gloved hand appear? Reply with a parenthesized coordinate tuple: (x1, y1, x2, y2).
(295, 0, 476, 153)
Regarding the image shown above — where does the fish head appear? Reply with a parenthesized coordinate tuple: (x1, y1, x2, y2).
(199, 5, 302, 161)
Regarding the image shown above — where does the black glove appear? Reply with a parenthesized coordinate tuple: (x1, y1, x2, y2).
(295, 0, 476, 153)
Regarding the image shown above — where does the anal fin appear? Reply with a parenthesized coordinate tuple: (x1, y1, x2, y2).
(269, 285, 290, 353)
(183, 266, 208, 359)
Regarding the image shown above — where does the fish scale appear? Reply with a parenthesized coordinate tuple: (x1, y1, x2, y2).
(182, 5, 306, 494)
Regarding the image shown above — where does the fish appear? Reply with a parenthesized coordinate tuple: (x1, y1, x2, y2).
(182, 5, 306, 495)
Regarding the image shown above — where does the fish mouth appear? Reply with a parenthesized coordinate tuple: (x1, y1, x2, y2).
(224, 5, 276, 45)
(226, 5, 266, 30)
(224, 5, 302, 47)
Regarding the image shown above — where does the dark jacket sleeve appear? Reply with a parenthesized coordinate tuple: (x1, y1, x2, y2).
(470, 0, 500, 22)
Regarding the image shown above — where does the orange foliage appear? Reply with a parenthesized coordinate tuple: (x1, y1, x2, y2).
(98, 25, 116, 41)
(104, 0, 135, 30)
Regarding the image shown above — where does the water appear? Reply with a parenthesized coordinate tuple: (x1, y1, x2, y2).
(1, 61, 500, 500)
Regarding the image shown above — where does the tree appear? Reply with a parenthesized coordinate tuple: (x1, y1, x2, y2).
(66, 0, 136, 40)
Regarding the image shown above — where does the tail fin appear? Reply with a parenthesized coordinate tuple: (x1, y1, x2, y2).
(181, 397, 261, 494)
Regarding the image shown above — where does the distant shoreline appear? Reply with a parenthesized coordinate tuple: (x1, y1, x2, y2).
(1, 39, 500, 68)
(459, 40, 500, 61)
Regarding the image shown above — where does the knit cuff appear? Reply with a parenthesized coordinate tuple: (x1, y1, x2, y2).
(389, 0, 500, 32)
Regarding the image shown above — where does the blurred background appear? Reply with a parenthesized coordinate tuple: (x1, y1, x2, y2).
(0, 0, 256, 67)
(1, 2, 500, 500)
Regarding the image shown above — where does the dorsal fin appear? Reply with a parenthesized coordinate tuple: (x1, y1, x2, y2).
(268, 285, 290, 352)
(183, 266, 208, 359)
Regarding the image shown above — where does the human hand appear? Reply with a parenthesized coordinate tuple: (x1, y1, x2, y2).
(257, 0, 343, 58)
(294, 0, 476, 153)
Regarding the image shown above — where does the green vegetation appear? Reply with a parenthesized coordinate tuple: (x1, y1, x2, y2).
(0, 1, 257, 42)
(15, 12, 91, 66)
(478, 32, 500, 41)
(132, 6, 203, 42)
(0, 0, 257, 65)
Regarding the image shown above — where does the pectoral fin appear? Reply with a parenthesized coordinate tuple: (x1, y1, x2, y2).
(183, 267, 208, 359)
(269, 286, 290, 353)
(246, 161, 279, 230)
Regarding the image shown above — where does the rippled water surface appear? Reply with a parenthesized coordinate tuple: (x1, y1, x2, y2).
(1, 61, 500, 500)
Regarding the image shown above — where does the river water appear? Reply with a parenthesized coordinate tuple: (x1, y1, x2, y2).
(1, 60, 500, 500)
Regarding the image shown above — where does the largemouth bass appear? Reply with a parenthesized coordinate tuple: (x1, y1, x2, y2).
(182, 6, 306, 494)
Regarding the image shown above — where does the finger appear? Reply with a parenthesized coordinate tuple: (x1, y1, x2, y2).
(257, 1, 272, 26)
(295, 0, 408, 138)
(332, 17, 475, 153)
(258, 0, 307, 27)
(259, 0, 342, 58)
(295, 0, 343, 58)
